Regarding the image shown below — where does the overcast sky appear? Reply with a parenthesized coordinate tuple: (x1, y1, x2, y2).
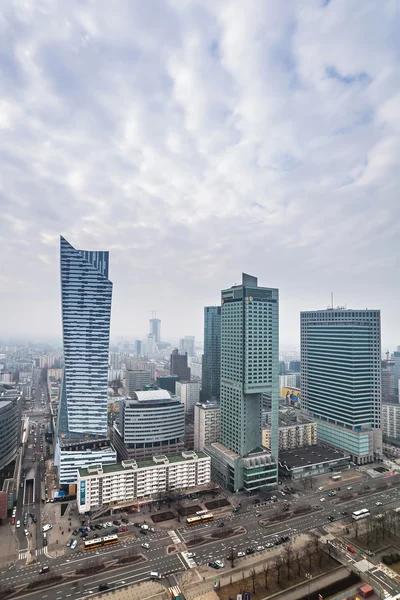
(1, 1, 400, 349)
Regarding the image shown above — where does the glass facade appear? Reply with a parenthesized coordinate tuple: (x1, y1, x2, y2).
(57, 236, 112, 438)
(202, 306, 221, 402)
(220, 274, 279, 462)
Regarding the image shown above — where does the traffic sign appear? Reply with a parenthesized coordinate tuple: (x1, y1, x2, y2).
(244, 593, 251, 600)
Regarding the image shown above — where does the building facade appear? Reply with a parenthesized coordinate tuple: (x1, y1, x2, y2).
(179, 336, 195, 357)
(0, 397, 21, 470)
(157, 375, 179, 395)
(57, 236, 112, 439)
(112, 389, 185, 461)
(126, 370, 152, 396)
(77, 451, 211, 513)
(56, 439, 117, 486)
(382, 402, 400, 441)
(202, 306, 221, 402)
(207, 273, 279, 493)
(149, 318, 161, 343)
(170, 349, 190, 381)
(175, 381, 200, 414)
(262, 419, 316, 451)
(301, 308, 382, 464)
(194, 403, 221, 451)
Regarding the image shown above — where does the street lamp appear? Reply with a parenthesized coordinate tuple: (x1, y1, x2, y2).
(305, 572, 313, 600)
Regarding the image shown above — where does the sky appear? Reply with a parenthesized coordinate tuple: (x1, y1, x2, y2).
(1, 0, 400, 349)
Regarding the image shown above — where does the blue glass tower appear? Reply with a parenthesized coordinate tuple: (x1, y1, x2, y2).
(202, 307, 221, 402)
(57, 236, 112, 439)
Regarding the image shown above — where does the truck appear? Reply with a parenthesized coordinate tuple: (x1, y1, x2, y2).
(328, 490, 337, 497)
(283, 502, 290, 512)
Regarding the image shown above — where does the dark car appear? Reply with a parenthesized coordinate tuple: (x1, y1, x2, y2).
(134, 523, 141, 528)
(99, 583, 109, 591)
(217, 522, 225, 527)
(208, 562, 218, 569)
(121, 518, 129, 524)
(252, 498, 260, 504)
(328, 516, 335, 522)
(280, 535, 290, 542)
(72, 530, 79, 536)
(342, 511, 349, 516)
(245, 548, 254, 555)
(95, 524, 103, 530)
(93, 533, 99, 538)
(140, 529, 147, 535)
(43, 537, 48, 546)
(113, 520, 121, 526)
(111, 528, 119, 534)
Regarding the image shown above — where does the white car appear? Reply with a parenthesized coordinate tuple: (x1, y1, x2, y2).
(187, 552, 196, 558)
(106, 522, 113, 527)
(24, 529, 29, 537)
(347, 486, 352, 490)
(237, 551, 245, 557)
(320, 497, 325, 502)
(42, 524, 52, 532)
(71, 540, 78, 549)
(376, 502, 383, 506)
(141, 524, 149, 530)
(141, 543, 150, 549)
(318, 487, 324, 491)
(214, 560, 224, 568)
(16, 520, 21, 528)
(256, 545, 265, 551)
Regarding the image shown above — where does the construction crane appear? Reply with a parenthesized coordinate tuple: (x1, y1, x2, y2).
(149, 310, 163, 319)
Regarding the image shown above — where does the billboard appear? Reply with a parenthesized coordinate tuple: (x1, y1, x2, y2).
(282, 387, 301, 407)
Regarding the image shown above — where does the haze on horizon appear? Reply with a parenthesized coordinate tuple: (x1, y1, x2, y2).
(1, 1, 400, 350)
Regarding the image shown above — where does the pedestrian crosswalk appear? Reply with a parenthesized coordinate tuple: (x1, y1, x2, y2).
(18, 550, 28, 560)
(18, 547, 48, 560)
(169, 585, 182, 599)
(168, 530, 181, 544)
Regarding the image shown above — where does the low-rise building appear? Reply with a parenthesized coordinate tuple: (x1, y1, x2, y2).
(278, 445, 350, 480)
(77, 451, 211, 513)
(194, 403, 220, 451)
(55, 439, 117, 486)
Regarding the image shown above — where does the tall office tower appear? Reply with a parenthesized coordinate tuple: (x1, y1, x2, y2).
(170, 349, 191, 381)
(149, 318, 161, 343)
(126, 370, 152, 396)
(206, 273, 279, 493)
(134, 340, 142, 357)
(179, 336, 195, 357)
(57, 236, 112, 438)
(301, 308, 382, 464)
(202, 307, 221, 402)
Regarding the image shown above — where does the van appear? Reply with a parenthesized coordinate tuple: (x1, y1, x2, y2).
(150, 572, 161, 579)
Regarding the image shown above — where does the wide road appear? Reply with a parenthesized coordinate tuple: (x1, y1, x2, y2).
(3, 481, 400, 599)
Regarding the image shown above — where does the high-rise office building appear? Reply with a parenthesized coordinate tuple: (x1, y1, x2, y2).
(126, 370, 152, 396)
(57, 236, 112, 438)
(202, 306, 221, 402)
(176, 381, 201, 414)
(55, 237, 117, 483)
(301, 308, 382, 464)
(134, 340, 142, 357)
(179, 336, 195, 357)
(149, 318, 161, 343)
(206, 273, 279, 492)
(170, 349, 191, 381)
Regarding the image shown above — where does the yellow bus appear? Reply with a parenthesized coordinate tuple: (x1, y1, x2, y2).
(200, 513, 214, 523)
(186, 516, 202, 526)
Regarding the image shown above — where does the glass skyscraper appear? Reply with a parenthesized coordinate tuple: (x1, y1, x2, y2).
(57, 236, 112, 439)
(301, 308, 382, 463)
(202, 306, 221, 402)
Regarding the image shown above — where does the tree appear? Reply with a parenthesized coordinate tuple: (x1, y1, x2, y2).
(283, 543, 294, 580)
(294, 549, 302, 576)
(304, 541, 314, 571)
(262, 561, 271, 589)
(274, 556, 284, 585)
(227, 547, 236, 569)
(110, 379, 123, 395)
(352, 519, 359, 539)
(249, 567, 257, 593)
(239, 571, 246, 596)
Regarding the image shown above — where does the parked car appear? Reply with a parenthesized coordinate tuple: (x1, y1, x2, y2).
(111, 528, 119, 534)
(119, 526, 127, 532)
(71, 540, 78, 550)
(66, 539, 72, 547)
(187, 552, 196, 558)
(256, 545, 265, 551)
(237, 551, 245, 557)
(16, 520, 21, 528)
(140, 529, 147, 535)
(72, 530, 79, 536)
(245, 548, 254, 555)
(121, 518, 129, 524)
(217, 522, 225, 528)
(43, 537, 48, 546)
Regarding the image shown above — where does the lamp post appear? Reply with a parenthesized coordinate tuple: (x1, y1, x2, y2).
(305, 572, 313, 600)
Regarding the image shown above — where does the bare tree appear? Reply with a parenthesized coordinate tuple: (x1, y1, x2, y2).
(249, 567, 257, 593)
(262, 561, 271, 589)
(239, 571, 246, 596)
(352, 520, 359, 539)
(283, 543, 294, 580)
(304, 541, 314, 571)
(274, 556, 284, 585)
(227, 547, 236, 569)
(294, 549, 302, 576)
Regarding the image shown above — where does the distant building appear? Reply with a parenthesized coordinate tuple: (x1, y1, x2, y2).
(77, 451, 211, 514)
(202, 306, 221, 402)
(189, 356, 203, 380)
(126, 370, 152, 395)
(170, 349, 190, 381)
(134, 340, 142, 357)
(0, 391, 21, 470)
(301, 308, 382, 464)
(175, 381, 200, 414)
(179, 336, 195, 358)
(112, 389, 185, 461)
(279, 374, 297, 392)
(157, 375, 179, 395)
(56, 439, 116, 486)
(149, 318, 161, 343)
(194, 403, 221, 451)
(289, 360, 300, 372)
(382, 402, 400, 441)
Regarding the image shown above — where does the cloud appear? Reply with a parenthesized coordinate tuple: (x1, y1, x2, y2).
(0, 0, 400, 348)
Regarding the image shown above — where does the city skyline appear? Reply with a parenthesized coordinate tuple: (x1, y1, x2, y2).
(1, 2, 400, 348)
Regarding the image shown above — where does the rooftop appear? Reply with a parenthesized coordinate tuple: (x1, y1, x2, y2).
(278, 445, 350, 469)
(132, 389, 172, 403)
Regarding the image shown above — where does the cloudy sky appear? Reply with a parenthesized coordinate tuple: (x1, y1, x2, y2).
(1, 0, 400, 349)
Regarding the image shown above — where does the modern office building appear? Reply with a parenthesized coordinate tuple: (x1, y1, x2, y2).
(175, 381, 200, 414)
(56, 439, 117, 486)
(157, 375, 179, 395)
(0, 391, 21, 470)
(179, 336, 195, 357)
(206, 273, 279, 493)
(134, 340, 142, 357)
(126, 370, 152, 396)
(170, 349, 190, 381)
(301, 308, 382, 464)
(111, 389, 185, 461)
(194, 403, 221, 451)
(149, 318, 161, 343)
(202, 306, 221, 402)
(77, 451, 211, 514)
(57, 236, 112, 439)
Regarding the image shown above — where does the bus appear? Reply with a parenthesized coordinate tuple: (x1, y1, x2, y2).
(331, 475, 342, 482)
(186, 513, 214, 526)
(196, 510, 208, 516)
(84, 534, 119, 550)
(394, 508, 400, 514)
(352, 508, 370, 521)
